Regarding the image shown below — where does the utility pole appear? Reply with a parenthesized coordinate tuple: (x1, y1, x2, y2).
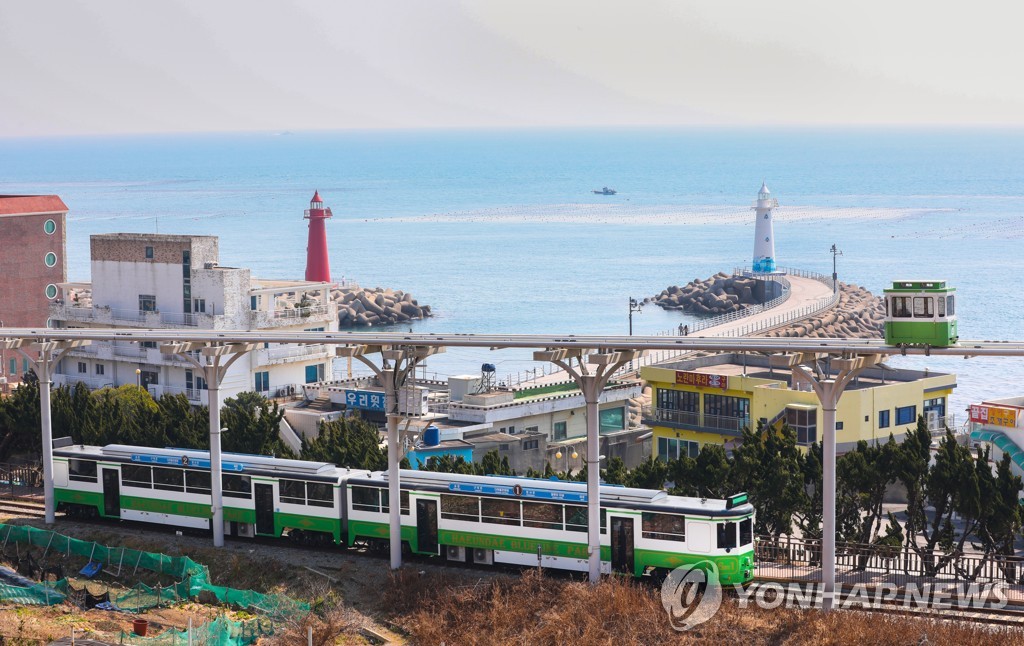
(830, 244, 843, 294)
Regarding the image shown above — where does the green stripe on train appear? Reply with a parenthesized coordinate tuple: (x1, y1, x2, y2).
(55, 488, 104, 514)
(347, 519, 418, 550)
(271, 512, 341, 542)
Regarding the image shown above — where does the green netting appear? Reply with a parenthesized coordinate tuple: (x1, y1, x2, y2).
(118, 616, 275, 646)
(0, 523, 309, 620)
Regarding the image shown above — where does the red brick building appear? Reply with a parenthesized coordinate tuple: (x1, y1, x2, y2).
(0, 195, 68, 385)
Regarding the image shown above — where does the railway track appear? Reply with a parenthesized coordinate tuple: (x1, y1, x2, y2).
(0, 497, 54, 520)
(4, 495, 1024, 629)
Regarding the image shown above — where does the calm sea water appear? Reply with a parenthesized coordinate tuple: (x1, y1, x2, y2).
(2, 128, 1023, 418)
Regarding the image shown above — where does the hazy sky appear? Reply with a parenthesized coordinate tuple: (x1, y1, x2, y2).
(2, 1, 1022, 137)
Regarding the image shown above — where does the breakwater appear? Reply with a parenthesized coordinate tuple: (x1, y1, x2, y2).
(760, 282, 883, 339)
(333, 286, 432, 328)
(650, 272, 765, 315)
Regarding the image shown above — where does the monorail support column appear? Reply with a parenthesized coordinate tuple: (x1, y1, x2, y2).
(786, 353, 879, 611)
(534, 348, 639, 584)
(15, 339, 90, 526)
(338, 344, 444, 570)
(162, 342, 257, 548)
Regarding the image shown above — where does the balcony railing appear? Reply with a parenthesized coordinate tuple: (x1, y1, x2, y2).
(262, 344, 329, 362)
(270, 304, 331, 320)
(53, 374, 115, 390)
(643, 406, 750, 435)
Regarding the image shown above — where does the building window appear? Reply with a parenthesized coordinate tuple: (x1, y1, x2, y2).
(657, 437, 699, 461)
(553, 421, 567, 441)
(43, 219, 56, 235)
(193, 298, 206, 313)
(22, 359, 28, 374)
(599, 407, 625, 434)
(250, 295, 259, 310)
(77, 362, 86, 374)
(923, 397, 946, 419)
(45, 284, 58, 299)
(145, 246, 154, 259)
(657, 389, 699, 412)
(896, 405, 917, 425)
(95, 364, 105, 376)
(835, 422, 844, 430)
(141, 341, 157, 349)
(139, 295, 156, 312)
(785, 407, 817, 445)
(8, 359, 15, 375)
(704, 394, 750, 419)
(44, 252, 57, 267)
(255, 371, 270, 392)
(304, 363, 325, 384)
(879, 410, 890, 428)
(141, 370, 158, 386)
(523, 440, 539, 450)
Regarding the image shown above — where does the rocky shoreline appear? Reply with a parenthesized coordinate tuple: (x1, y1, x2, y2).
(332, 286, 432, 328)
(759, 281, 884, 339)
(650, 272, 765, 315)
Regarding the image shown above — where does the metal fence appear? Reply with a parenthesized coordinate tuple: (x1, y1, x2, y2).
(755, 534, 1024, 588)
(0, 462, 43, 499)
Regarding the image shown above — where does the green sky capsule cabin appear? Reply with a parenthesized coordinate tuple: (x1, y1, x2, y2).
(883, 280, 958, 347)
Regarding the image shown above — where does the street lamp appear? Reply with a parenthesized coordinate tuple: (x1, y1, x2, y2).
(554, 448, 579, 475)
(135, 368, 141, 389)
(829, 244, 843, 294)
(628, 298, 643, 335)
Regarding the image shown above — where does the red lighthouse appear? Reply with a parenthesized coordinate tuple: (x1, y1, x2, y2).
(304, 191, 333, 282)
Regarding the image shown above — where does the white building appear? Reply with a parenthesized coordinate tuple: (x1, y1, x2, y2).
(50, 233, 338, 403)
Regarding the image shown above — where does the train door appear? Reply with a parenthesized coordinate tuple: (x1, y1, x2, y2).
(611, 516, 634, 574)
(101, 469, 120, 518)
(416, 499, 438, 555)
(254, 484, 275, 536)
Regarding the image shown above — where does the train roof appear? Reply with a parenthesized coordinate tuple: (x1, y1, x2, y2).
(884, 280, 955, 293)
(351, 469, 754, 517)
(53, 442, 369, 479)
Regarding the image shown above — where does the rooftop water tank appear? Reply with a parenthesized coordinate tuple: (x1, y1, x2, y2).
(481, 363, 496, 373)
(422, 425, 440, 447)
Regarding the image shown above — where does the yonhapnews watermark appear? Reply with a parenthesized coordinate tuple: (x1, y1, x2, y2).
(661, 564, 1009, 631)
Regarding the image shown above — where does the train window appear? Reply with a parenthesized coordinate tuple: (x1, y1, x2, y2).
(381, 490, 410, 515)
(306, 483, 334, 508)
(351, 486, 380, 512)
(523, 502, 563, 531)
(739, 518, 753, 546)
(481, 498, 521, 526)
(947, 295, 955, 316)
(642, 512, 686, 542)
(717, 521, 738, 549)
(913, 297, 933, 318)
(892, 297, 911, 318)
(565, 505, 588, 532)
(937, 296, 945, 317)
(122, 465, 152, 488)
(223, 474, 251, 499)
(185, 470, 211, 495)
(441, 494, 479, 522)
(280, 479, 306, 505)
(152, 467, 184, 492)
(68, 459, 98, 483)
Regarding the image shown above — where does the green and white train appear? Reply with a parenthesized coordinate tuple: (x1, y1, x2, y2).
(52, 440, 755, 584)
(883, 279, 958, 347)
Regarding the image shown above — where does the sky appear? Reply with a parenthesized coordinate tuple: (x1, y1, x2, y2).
(1, 0, 1023, 137)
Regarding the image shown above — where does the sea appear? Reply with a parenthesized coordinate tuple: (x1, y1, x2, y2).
(2, 127, 1023, 421)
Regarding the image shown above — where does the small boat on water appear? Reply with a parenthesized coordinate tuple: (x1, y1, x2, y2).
(592, 187, 617, 195)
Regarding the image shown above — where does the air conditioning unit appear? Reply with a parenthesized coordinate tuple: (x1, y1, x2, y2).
(473, 548, 494, 565)
(446, 545, 466, 562)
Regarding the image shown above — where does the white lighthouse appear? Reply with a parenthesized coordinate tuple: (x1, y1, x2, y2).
(751, 181, 778, 273)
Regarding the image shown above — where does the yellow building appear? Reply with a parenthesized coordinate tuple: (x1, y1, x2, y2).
(641, 353, 956, 460)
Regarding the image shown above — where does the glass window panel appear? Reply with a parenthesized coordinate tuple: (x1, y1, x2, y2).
(185, 470, 211, 494)
(223, 474, 251, 499)
(717, 521, 738, 549)
(523, 502, 563, 530)
(440, 494, 479, 522)
(481, 497, 521, 526)
(642, 512, 686, 541)
(279, 479, 306, 505)
(306, 482, 334, 508)
(69, 459, 98, 482)
(381, 490, 410, 515)
(122, 465, 152, 488)
(152, 467, 184, 492)
(565, 505, 588, 532)
(739, 518, 753, 546)
(351, 486, 380, 512)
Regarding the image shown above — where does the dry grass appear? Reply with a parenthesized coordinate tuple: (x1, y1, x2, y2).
(388, 569, 1024, 646)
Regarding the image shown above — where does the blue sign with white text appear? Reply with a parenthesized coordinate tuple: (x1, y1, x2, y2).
(345, 389, 387, 411)
(448, 482, 587, 502)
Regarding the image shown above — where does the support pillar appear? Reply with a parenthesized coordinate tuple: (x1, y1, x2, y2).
(208, 382, 224, 547)
(387, 409, 401, 570)
(534, 348, 638, 584)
